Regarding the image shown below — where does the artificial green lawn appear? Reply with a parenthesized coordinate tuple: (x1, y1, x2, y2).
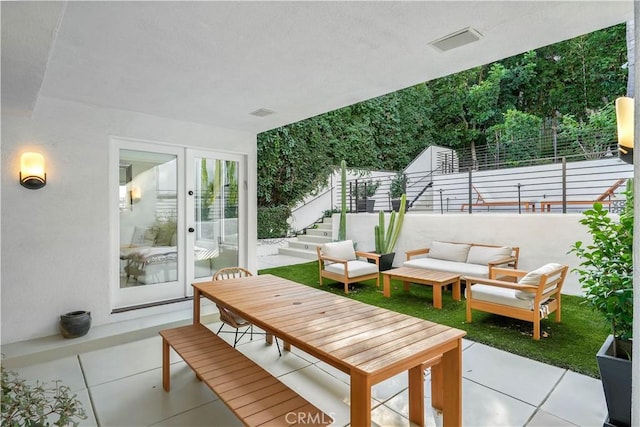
(259, 261, 610, 378)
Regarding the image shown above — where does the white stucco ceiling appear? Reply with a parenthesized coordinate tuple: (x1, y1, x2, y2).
(1, 1, 634, 133)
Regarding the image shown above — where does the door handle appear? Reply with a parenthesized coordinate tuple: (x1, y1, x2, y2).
(188, 227, 195, 233)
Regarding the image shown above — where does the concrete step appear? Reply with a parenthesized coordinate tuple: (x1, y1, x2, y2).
(287, 240, 322, 251)
(277, 247, 318, 260)
(306, 228, 333, 238)
(315, 223, 332, 230)
(296, 234, 333, 244)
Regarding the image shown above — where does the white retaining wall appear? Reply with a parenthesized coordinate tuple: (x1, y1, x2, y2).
(332, 212, 599, 296)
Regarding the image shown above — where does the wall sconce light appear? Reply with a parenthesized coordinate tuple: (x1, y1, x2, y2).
(615, 96, 634, 164)
(130, 186, 142, 204)
(19, 152, 47, 189)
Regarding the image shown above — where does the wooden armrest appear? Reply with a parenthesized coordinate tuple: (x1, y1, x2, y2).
(489, 267, 528, 279)
(406, 247, 430, 260)
(487, 256, 517, 267)
(356, 251, 380, 260)
(465, 276, 538, 292)
(319, 255, 348, 265)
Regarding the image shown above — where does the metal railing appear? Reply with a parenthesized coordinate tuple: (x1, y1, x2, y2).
(338, 152, 633, 214)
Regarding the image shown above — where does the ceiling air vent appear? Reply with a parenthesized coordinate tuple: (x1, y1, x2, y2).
(429, 27, 482, 52)
(250, 108, 275, 117)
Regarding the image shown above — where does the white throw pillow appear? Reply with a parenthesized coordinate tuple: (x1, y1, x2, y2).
(515, 263, 564, 300)
(466, 246, 513, 265)
(321, 240, 357, 261)
(427, 241, 471, 263)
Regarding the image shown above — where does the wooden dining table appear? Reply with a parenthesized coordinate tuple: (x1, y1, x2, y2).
(192, 274, 466, 427)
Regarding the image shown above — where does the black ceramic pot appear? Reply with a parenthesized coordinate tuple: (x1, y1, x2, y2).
(59, 311, 92, 339)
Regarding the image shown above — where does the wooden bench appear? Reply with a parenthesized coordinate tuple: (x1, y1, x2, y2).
(160, 324, 331, 426)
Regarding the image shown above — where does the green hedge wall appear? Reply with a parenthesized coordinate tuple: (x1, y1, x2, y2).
(257, 205, 291, 239)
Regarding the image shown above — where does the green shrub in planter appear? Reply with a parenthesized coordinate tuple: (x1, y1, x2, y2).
(570, 179, 633, 427)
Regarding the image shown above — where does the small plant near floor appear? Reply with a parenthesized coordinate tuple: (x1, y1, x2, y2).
(1, 365, 87, 427)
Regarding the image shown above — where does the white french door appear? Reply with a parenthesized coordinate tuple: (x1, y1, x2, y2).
(112, 139, 244, 309)
(185, 149, 244, 292)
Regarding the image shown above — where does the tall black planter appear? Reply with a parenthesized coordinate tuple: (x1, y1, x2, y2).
(391, 199, 408, 212)
(597, 334, 632, 427)
(59, 311, 92, 339)
(369, 252, 395, 271)
(356, 199, 376, 213)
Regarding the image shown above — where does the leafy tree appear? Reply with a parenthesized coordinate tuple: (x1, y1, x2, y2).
(558, 102, 617, 159)
(257, 23, 628, 211)
(488, 109, 543, 165)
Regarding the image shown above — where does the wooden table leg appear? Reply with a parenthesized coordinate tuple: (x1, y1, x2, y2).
(193, 288, 201, 324)
(408, 365, 425, 426)
(383, 274, 391, 297)
(434, 338, 463, 427)
(432, 284, 442, 309)
(452, 278, 461, 301)
(162, 337, 170, 391)
(431, 358, 443, 412)
(350, 372, 372, 427)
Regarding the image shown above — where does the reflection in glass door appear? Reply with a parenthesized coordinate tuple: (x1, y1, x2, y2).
(116, 146, 184, 308)
(190, 152, 240, 281)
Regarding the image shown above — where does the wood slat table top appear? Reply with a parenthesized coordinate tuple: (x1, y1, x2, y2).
(194, 274, 465, 378)
(382, 266, 461, 283)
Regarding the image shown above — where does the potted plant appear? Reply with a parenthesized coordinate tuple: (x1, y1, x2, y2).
(570, 179, 633, 427)
(372, 194, 406, 270)
(1, 365, 87, 426)
(355, 179, 380, 213)
(390, 172, 408, 212)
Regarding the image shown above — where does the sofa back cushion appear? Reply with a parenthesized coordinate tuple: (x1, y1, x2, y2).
(321, 240, 357, 261)
(515, 263, 565, 300)
(427, 241, 471, 263)
(131, 226, 158, 247)
(466, 245, 513, 265)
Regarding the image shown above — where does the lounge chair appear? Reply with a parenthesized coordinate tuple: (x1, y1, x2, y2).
(539, 178, 626, 212)
(465, 263, 568, 340)
(317, 240, 380, 293)
(460, 184, 534, 212)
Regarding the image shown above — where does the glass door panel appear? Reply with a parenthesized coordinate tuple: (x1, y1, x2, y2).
(188, 151, 241, 282)
(116, 146, 184, 308)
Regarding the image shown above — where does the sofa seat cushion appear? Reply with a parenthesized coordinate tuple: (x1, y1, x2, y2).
(403, 258, 488, 278)
(466, 285, 535, 310)
(428, 241, 471, 262)
(466, 245, 513, 265)
(325, 260, 378, 278)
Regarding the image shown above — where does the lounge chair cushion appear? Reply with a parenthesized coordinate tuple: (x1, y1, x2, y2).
(466, 285, 535, 310)
(466, 245, 513, 266)
(404, 258, 489, 278)
(427, 241, 471, 263)
(324, 260, 378, 278)
(515, 263, 564, 300)
(321, 240, 356, 261)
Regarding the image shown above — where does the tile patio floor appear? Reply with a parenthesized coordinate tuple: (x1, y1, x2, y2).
(2, 241, 608, 426)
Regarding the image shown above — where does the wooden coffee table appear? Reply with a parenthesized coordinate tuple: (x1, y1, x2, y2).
(382, 267, 461, 309)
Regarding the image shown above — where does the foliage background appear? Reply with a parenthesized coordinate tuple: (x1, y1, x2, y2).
(257, 23, 627, 212)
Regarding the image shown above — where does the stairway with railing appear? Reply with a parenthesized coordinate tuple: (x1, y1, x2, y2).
(275, 144, 634, 261)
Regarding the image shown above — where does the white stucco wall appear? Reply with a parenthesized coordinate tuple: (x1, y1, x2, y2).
(336, 212, 596, 296)
(1, 97, 257, 344)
